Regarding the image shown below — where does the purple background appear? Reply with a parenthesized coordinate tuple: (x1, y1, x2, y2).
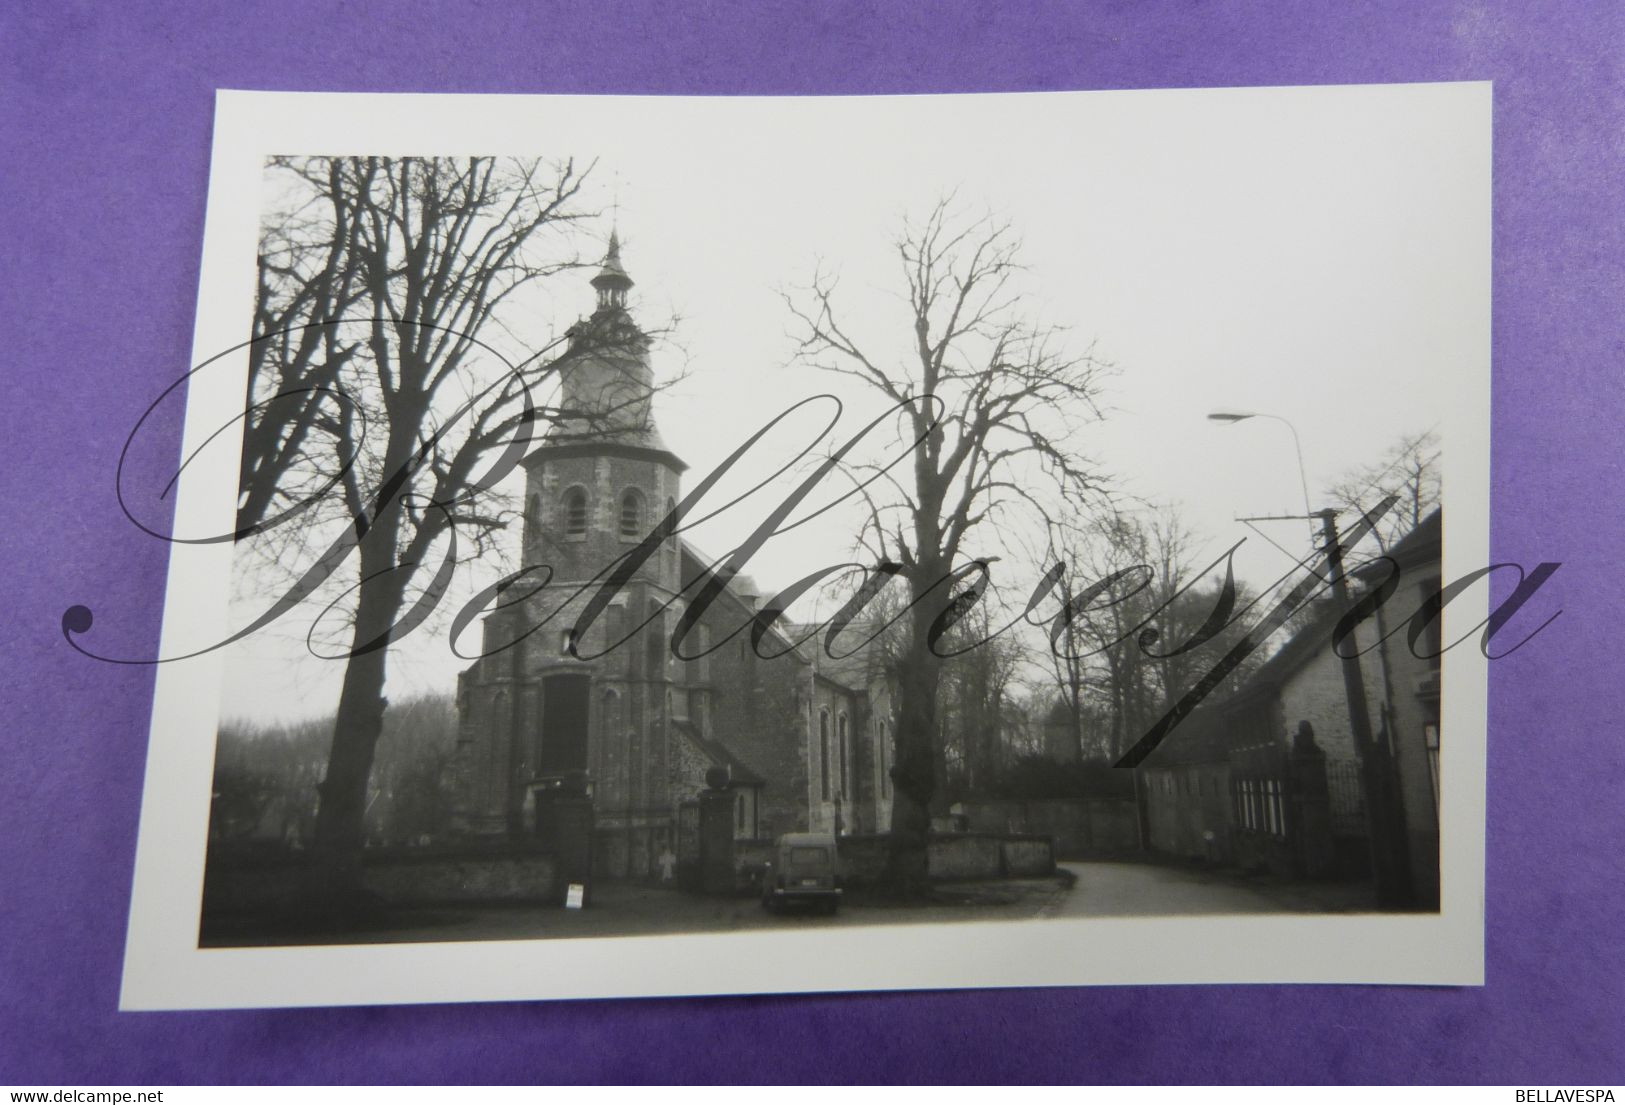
(2, 0, 1621, 1085)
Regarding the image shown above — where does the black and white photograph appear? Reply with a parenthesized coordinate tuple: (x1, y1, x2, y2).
(117, 86, 1491, 1009)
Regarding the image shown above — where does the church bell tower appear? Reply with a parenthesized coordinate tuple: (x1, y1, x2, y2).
(449, 232, 689, 859)
(520, 232, 686, 587)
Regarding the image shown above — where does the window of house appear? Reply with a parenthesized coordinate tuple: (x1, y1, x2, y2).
(736, 792, 746, 832)
(838, 714, 849, 797)
(563, 487, 588, 537)
(524, 494, 540, 546)
(1261, 776, 1287, 838)
(819, 710, 831, 801)
(619, 489, 644, 539)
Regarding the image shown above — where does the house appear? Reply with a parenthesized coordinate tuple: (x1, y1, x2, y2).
(1138, 509, 1443, 906)
(1356, 509, 1443, 907)
(448, 238, 895, 878)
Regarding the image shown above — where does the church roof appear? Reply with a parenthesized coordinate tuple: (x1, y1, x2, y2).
(673, 719, 766, 786)
(669, 541, 879, 697)
(590, 231, 633, 290)
(525, 231, 683, 471)
(522, 428, 688, 474)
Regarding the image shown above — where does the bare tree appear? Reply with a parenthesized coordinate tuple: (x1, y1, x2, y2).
(1036, 541, 1107, 763)
(785, 201, 1110, 891)
(237, 158, 369, 540)
(1055, 515, 1160, 763)
(241, 155, 629, 901)
(1036, 505, 1266, 766)
(938, 599, 1024, 797)
(1326, 428, 1441, 551)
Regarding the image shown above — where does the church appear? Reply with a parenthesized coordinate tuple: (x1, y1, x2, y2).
(449, 237, 897, 878)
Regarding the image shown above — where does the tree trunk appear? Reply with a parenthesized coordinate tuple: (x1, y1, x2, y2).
(308, 511, 408, 909)
(884, 599, 944, 895)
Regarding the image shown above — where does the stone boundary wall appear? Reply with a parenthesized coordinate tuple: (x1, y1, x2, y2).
(835, 832, 1056, 886)
(958, 798, 1142, 857)
(202, 843, 559, 914)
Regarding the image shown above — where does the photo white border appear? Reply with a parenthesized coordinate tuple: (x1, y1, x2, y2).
(120, 86, 1490, 1010)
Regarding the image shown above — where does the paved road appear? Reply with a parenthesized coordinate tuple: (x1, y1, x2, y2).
(202, 861, 1373, 947)
(1044, 861, 1374, 917)
(203, 875, 1071, 947)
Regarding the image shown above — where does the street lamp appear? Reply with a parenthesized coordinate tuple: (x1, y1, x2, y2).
(1208, 410, 1413, 904)
(1207, 410, 1316, 549)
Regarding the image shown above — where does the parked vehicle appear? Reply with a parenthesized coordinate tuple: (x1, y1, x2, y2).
(760, 832, 842, 914)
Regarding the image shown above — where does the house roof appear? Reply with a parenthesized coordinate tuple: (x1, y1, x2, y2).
(1357, 507, 1442, 579)
(1244, 509, 1441, 694)
(1140, 600, 1346, 767)
(1146, 513, 1443, 767)
(1238, 601, 1347, 698)
(1140, 706, 1238, 767)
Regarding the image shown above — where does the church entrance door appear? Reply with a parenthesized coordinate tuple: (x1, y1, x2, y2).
(539, 673, 590, 776)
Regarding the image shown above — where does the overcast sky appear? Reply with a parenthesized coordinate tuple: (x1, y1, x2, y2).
(219, 85, 1488, 725)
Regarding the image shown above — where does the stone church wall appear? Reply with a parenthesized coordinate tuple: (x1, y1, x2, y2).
(702, 599, 811, 841)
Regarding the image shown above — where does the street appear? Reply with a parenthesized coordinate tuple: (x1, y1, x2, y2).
(1043, 862, 1374, 917)
(201, 860, 1376, 947)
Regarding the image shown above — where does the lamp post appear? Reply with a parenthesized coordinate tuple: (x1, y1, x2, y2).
(1208, 409, 1415, 907)
(1207, 410, 1316, 550)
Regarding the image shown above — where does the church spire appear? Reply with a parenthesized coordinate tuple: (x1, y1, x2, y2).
(590, 231, 633, 312)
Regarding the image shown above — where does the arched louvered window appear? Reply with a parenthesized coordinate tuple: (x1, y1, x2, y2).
(562, 487, 588, 537)
(619, 488, 644, 538)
